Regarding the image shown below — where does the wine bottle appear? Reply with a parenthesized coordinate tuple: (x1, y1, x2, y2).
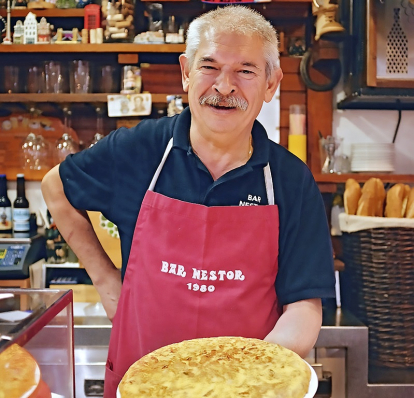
(0, 174, 12, 233)
(13, 174, 30, 233)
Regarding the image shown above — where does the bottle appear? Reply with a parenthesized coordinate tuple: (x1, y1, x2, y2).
(13, 174, 30, 233)
(0, 174, 12, 234)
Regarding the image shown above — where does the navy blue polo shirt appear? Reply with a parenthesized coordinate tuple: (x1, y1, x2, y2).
(60, 107, 335, 306)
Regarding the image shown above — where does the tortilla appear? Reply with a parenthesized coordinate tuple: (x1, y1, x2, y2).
(119, 336, 311, 398)
(0, 343, 41, 398)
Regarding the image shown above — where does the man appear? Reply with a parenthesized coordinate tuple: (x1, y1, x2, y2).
(42, 6, 335, 397)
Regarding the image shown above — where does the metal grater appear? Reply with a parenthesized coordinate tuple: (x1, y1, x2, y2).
(386, 8, 408, 74)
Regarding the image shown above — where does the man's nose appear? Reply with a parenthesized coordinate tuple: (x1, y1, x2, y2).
(212, 72, 237, 96)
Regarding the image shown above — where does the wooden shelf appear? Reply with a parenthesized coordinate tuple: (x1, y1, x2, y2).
(0, 93, 188, 103)
(314, 173, 414, 184)
(140, 0, 312, 2)
(0, 43, 186, 53)
(0, 1, 312, 17)
(141, 0, 312, 3)
(0, 8, 84, 18)
(0, 0, 312, 16)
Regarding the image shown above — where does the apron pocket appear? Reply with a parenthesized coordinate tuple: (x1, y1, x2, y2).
(104, 362, 123, 398)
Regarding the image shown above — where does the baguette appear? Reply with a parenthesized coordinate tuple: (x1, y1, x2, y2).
(404, 186, 414, 218)
(344, 178, 361, 215)
(356, 192, 377, 217)
(357, 178, 385, 217)
(385, 183, 410, 218)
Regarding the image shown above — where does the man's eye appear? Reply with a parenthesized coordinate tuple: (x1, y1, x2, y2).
(201, 65, 216, 70)
(240, 70, 254, 75)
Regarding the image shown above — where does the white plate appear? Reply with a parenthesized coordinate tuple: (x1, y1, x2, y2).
(351, 154, 394, 159)
(351, 166, 395, 172)
(351, 143, 394, 149)
(117, 361, 318, 398)
(22, 364, 41, 398)
(305, 361, 319, 398)
(351, 163, 394, 169)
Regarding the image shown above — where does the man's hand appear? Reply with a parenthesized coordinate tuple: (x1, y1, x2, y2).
(264, 298, 322, 358)
(95, 266, 122, 321)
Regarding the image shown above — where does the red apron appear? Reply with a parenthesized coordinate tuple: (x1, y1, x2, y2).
(104, 138, 281, 397)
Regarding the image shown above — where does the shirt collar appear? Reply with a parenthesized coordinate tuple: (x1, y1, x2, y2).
(172, 106, 271, 167)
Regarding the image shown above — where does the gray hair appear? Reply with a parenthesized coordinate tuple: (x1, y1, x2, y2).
(185, 6, 280, 81)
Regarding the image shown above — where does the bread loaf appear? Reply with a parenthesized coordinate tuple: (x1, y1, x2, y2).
(404, 186, 414, 218)
(344, 178, 361, 215)
(344, 178, 413, 218)
(385, 183, 410, 218)
(356, 192, 377, 216)
(356, 178, 385, 217)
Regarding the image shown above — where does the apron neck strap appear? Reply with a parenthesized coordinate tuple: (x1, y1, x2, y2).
(264, 164, 274, 205)
(148, 138, 174, 191)
(148, 137, 275, 205)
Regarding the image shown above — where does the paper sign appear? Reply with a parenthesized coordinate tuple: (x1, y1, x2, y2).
(202, 0, 270, 3)
(107, 94, 152, 117)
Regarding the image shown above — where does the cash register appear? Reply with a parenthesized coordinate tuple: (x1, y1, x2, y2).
(0, 233, 46, 279)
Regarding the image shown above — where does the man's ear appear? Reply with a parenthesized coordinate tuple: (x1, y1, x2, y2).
(264, 68, 283, 103)
(179, 54, 190, 93)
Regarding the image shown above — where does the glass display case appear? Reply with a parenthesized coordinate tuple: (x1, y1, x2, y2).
(0, 288, 74, 397)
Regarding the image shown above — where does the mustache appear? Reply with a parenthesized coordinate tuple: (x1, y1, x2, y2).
(199, 94, 248, 111)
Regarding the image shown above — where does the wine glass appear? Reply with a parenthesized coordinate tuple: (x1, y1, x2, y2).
(89, 103, 106, 147)
(55, 106, 78, 163)
(55, 133, 78, 163)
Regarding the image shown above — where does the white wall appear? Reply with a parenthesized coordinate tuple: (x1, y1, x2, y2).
(333, 90, 414, 174)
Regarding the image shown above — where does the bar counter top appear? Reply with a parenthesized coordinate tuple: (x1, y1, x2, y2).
(73, 306, 414, 398)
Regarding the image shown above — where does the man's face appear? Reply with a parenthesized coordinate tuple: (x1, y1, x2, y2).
(179, 29, 282, 137)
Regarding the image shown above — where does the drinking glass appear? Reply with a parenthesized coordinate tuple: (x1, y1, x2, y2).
(27, 65, 44, 93)
(44, 61, 66, 93)
(97, 65, 116, 93)
(3, 66, 20, 93)
(70, 60, 91, 94)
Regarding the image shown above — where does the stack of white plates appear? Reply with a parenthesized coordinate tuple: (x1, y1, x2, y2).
(350, 143, 395, 172)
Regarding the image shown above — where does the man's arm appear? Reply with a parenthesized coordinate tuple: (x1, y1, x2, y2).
(41, 165, 122, 321)
(264, 298, 322, 358)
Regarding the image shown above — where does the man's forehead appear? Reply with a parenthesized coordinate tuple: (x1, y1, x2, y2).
(194, 31, 265, 67)
(201, 27, 258, 44)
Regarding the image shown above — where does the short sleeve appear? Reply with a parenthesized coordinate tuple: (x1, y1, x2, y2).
(59, 131, 117, 215)
(275, 168, 336, 306)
